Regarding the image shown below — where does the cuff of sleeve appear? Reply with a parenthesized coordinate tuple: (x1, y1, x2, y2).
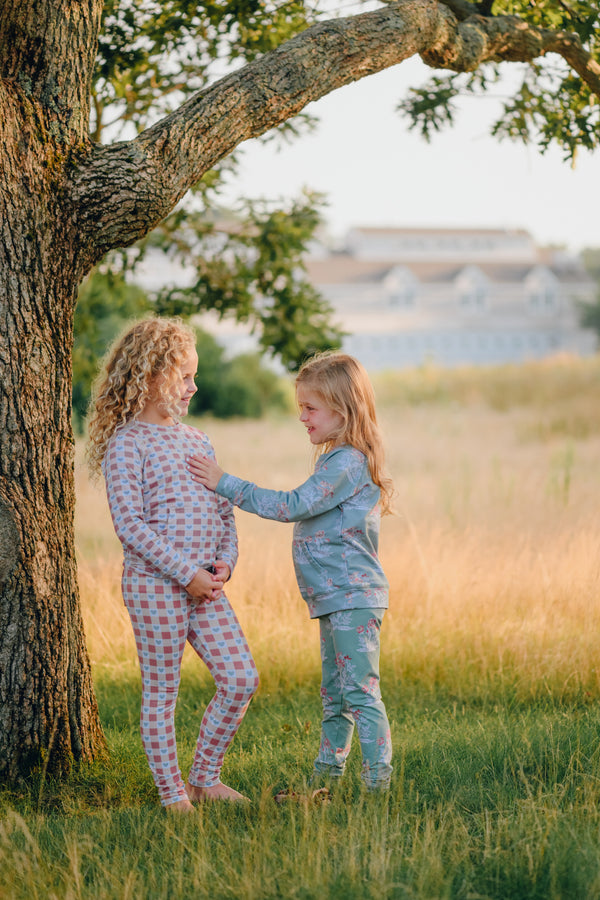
(217, 472, 237, 497)
(177, 561, 198, 588)
(220, 556, 236, 579)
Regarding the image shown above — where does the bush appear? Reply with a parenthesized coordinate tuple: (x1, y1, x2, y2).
(73, 269, 292, 429)
(190, 348, 291, 419)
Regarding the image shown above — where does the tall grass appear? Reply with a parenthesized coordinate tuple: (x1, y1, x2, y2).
(4, 354, 600, 898)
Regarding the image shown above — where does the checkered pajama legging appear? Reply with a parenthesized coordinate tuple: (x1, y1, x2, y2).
(122, 569, 259, 806)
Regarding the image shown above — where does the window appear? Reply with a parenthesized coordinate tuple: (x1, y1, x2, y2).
(384, 266, 418, 309)
(526, 267, 559, 314)
(529, 287, 557, 311)
(389, 287, 416, 308)
(460, 284, 486, 311)
(455, 266, 488, 314)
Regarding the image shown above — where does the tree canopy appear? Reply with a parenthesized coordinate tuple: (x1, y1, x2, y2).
(90, 0, 599, 162)
(399, 0, 598, 161)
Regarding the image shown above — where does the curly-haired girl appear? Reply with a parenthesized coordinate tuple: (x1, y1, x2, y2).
(87, 316, 258, 812)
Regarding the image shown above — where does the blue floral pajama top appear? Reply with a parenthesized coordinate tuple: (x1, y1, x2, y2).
(216, 444, 388, 618)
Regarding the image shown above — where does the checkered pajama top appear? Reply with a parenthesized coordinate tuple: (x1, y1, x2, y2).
(103, 420, 238, 587)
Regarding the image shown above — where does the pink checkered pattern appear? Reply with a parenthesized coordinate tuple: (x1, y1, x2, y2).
(124, 570, 259, 805)
(103, 421, 238, 586)
(103, 420, 257, 806)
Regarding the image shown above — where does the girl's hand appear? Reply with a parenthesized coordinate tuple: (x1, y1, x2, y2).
(185, 567, 224, 603)
(187, 454, 224, 491)
(214, 559, 231, 583)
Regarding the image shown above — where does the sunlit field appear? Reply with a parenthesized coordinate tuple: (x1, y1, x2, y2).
(4, 355, 600, 899)
(77, 354, 600, 702)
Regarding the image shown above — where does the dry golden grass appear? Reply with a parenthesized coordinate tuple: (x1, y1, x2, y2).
(75, 360, 600, 701)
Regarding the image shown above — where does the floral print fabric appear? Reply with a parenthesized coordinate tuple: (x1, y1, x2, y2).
(217, 445, 389, 618)
(314, 609, 392, 790)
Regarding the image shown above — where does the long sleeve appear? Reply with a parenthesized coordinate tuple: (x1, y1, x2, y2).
(216, 446, 367, 522)
(215, 492, 238, 574)
(216, 444, 388, 619)
(103, 434, 198, 587)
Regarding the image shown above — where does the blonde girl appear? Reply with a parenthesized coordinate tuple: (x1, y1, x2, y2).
(188, 351, 393, 791)
(87, 317, 258, 812)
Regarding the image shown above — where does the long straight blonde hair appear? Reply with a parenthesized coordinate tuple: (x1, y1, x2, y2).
(86, 317, 196, 478)
(295, 351, 394, 514)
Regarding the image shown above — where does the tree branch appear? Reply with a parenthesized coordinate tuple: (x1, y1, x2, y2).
(437, 0, 480, 21)
(71, 0, 437, 262)
(421, 8, 600, 95)
(543, 29, 600, 92)
(69, 0, 600, 264)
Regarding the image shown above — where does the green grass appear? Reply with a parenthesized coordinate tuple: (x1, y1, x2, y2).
(6, 354, 600, 898)
(3, 667, 600, 899)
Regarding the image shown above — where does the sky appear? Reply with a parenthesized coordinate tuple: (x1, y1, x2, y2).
(221, 55, 599, 255)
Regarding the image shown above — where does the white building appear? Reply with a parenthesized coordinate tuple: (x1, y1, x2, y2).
(306, 227, 597, 371)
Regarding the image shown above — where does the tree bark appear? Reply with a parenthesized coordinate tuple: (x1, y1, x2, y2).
(0, 0, 597, 779)
(0, 2, 105, 779)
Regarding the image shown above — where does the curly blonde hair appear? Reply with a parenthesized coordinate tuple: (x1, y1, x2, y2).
(295, 351, 395, 514)
(86, 316, 196, 478)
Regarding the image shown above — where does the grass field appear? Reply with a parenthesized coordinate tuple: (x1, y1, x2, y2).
(3, 355, 600, 898)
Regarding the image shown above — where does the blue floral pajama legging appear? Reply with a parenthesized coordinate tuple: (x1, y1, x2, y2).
(314, 608, 392, 790)
(123, 569, 259, 806)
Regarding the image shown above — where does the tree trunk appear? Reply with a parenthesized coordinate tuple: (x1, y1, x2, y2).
(0, 3, 106, 779)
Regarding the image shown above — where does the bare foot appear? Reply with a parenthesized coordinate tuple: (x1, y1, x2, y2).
(165, 797, 196, 814)
(186, 781, 250, 803)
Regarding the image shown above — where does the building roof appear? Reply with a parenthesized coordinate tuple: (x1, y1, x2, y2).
(305, 256, 592, 286)
(346, 225, 531, 238)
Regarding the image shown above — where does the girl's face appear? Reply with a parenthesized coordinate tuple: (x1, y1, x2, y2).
(171, 346, 199, 416)
(297, 385, 344, 446)
(141, 345, 198, 424)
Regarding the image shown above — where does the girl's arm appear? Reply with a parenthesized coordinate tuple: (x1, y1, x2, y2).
(187, 448, 366, 522)
(215, 496, 237, 581)
(196, 445, 237, 580)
